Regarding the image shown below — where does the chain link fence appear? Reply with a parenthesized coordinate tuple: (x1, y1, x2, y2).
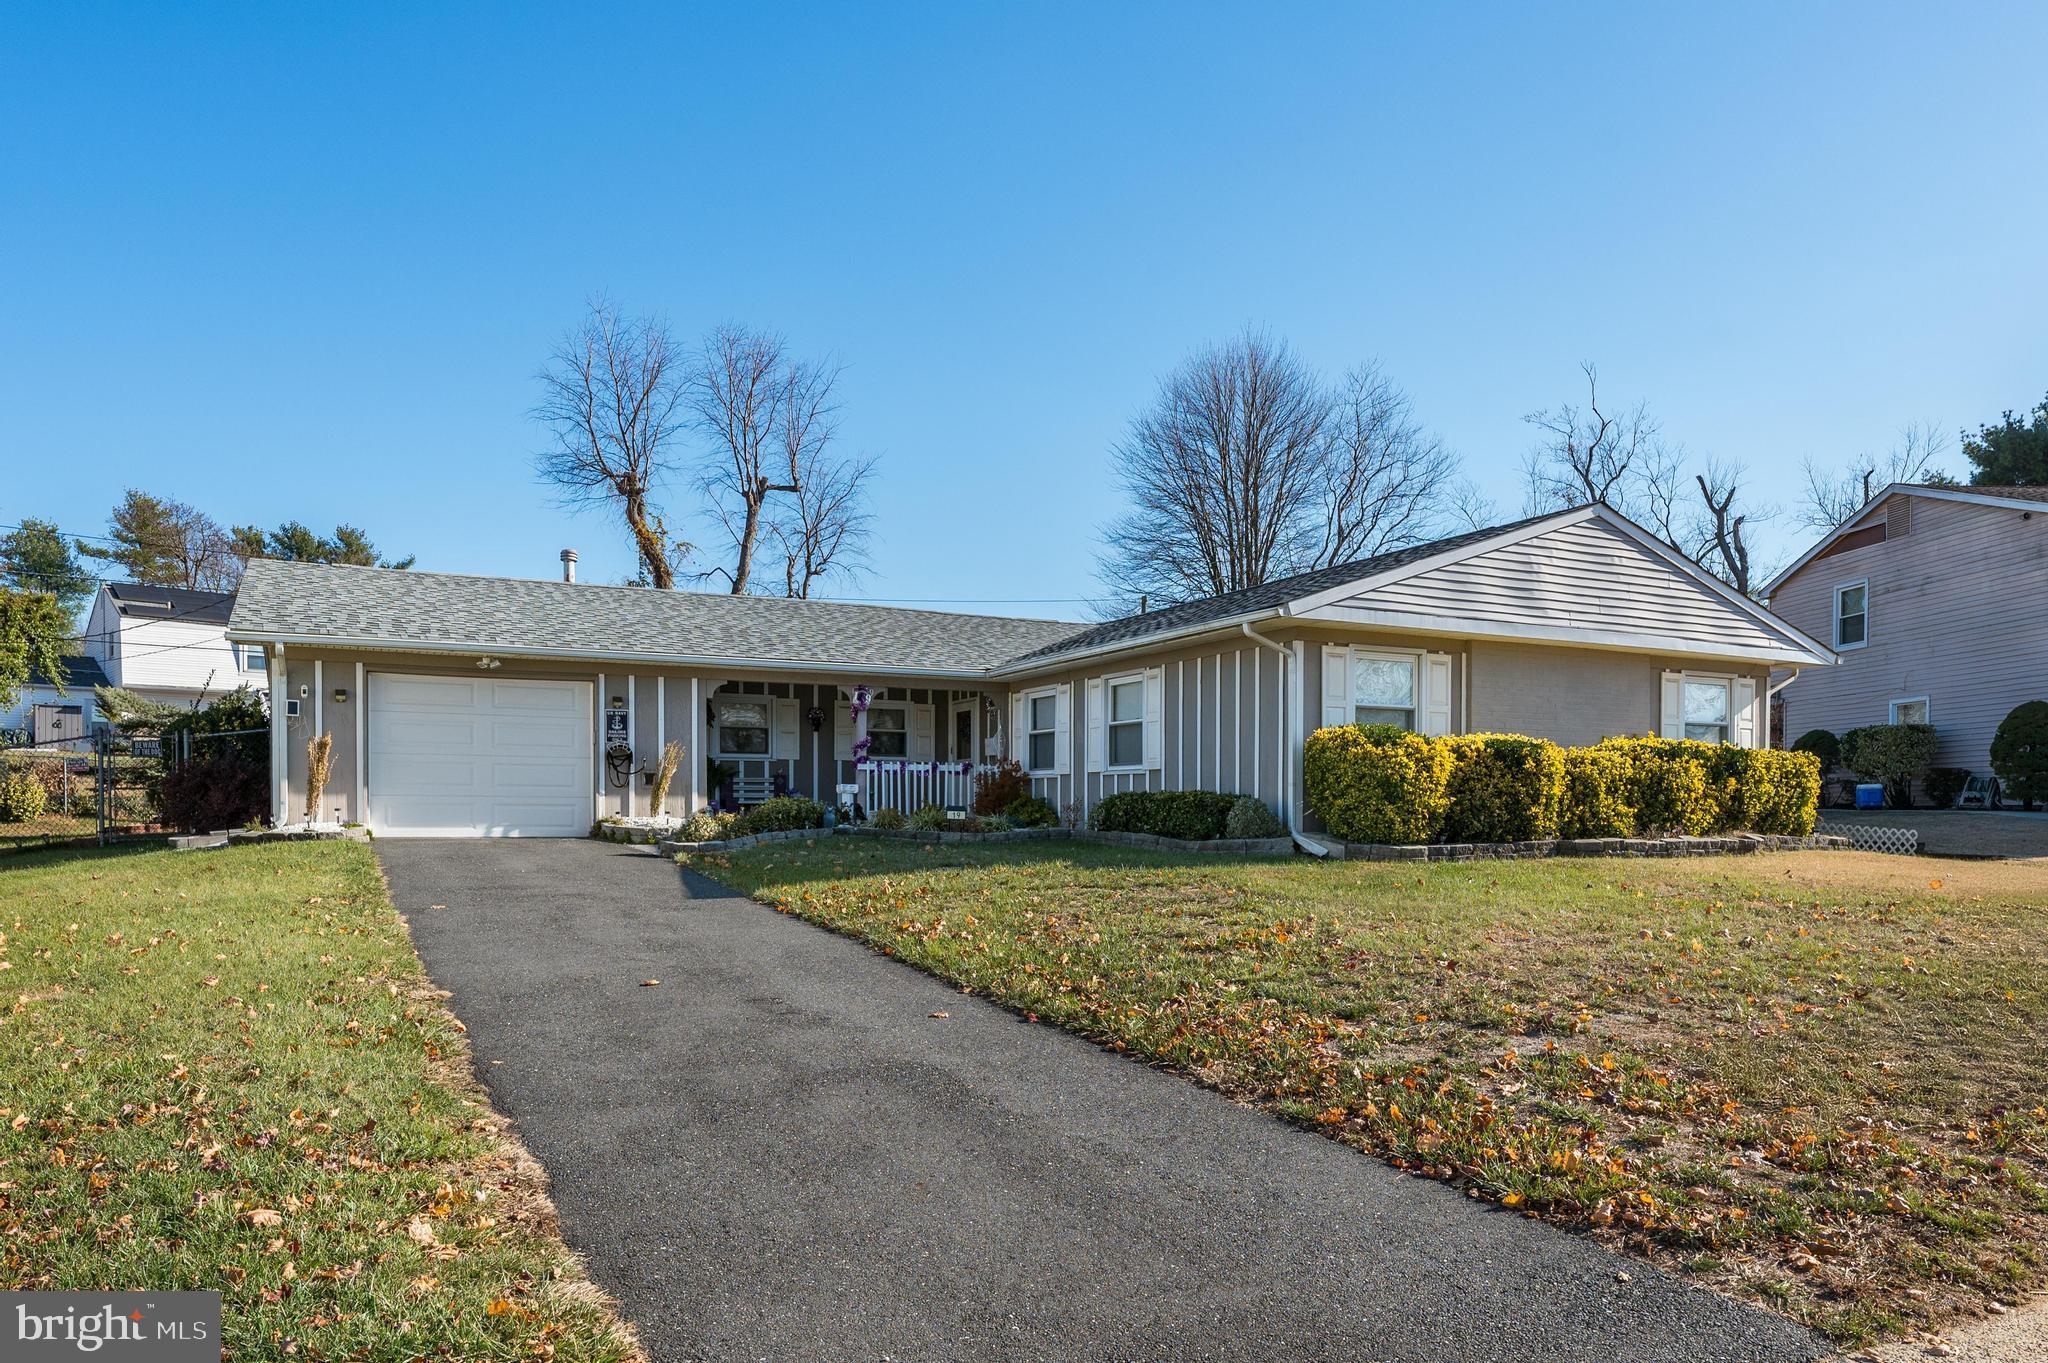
(1, 725, 273, 854)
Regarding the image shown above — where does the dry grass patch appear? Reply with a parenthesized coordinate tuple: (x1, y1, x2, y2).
(711, 841, 2048, 1345)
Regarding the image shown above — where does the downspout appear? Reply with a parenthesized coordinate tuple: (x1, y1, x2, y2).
(1765, 667, 1803, 749)
(1241, 623, 1330, 858)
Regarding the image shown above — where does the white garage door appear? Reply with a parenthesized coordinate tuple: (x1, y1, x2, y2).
(367, 674, 593, 837)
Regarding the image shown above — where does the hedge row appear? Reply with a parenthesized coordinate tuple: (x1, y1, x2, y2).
(1088, 790, 1284, 841)
(1304, 725, 1820, 845)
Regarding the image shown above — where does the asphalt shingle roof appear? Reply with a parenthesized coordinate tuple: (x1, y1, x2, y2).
(1002, 510, 1568, 666)
(1903, 483, 2048, 505)
(26, 654, 111, 690)
(229, 560, 1088, 675)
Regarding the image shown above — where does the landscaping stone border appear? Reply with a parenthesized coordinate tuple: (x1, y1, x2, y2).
(225, 826, 372, 847)
(595, 821, 680, 846)
(658, 825, 1294, 858)
(1337, 831, 1848, 862)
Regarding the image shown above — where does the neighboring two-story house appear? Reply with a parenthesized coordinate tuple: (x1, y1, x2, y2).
(1766, 483, 2048, 774)
(79, 582, 268, 709)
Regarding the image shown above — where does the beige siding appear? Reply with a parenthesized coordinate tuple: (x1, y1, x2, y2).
(1466, 641, 1768, 748)
(1770, 493, 2048, 771)
(1328, 517, 1796, 654)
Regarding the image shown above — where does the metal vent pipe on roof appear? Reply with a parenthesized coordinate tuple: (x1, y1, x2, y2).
(560, 549, 578, 583)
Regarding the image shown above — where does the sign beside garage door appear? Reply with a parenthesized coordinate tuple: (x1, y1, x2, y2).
(367, 674, 593, 837)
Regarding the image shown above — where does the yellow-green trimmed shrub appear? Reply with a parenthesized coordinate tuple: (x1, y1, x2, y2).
(1437, 733, 1565, 843)
(1705, 745, 1820, 835)
(1304, 724, 1452, 844)
(1560, 746, 1637, 838)
(1596, 737, 1715, 834)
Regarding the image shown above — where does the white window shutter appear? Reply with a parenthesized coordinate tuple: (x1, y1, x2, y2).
(1732, 676, 1757, 748)
(911, 703, 935, 760)
(1009, 693, 1025, 761)
(1142, 666, 1164, 770)
(774, 697, 800, 759)
(1053, 683, 1072, 776)
(1659, 671, 1685, 739)
(1421, 653, 1454, 736)
(1084, 678, 1106, 772)
(1321, 645, 1351, 729)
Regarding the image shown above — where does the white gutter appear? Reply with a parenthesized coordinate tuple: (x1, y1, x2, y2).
(1764, 666, 1803, 750)
(1241, 623, 1329, 858)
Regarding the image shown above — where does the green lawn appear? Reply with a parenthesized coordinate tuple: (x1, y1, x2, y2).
(710, 839, 2048, 1344)
(0, 842, 639, 1362)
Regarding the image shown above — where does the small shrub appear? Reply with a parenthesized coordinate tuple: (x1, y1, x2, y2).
(1090, 790, 1236, 840)
(1223, 795, 1284, 840)
(1991, 701, 2048, 810)
(1923, 766, 1969, 809)
(1438, 734, 1565, 843)
(678, 810, 742, 843)
(1705, 745, 1820, 835)
(972, 758, 1031, 816)
(1842, 723, 1938, 807)
(158, 754, 265, 832)
(869, 806, 908, 831)
(908, 803, 949, 831)
(1596, 738, 1716, 835)
(1304, 724, 1452, 845)
(1559, 746, 1636, 838)
(977, 813, 1013, 832)
(739, 796, 825, 835)
(0, 765, 49, 823)
(1003, 795, 1058, 828)
(1791, 729, 1841, 771)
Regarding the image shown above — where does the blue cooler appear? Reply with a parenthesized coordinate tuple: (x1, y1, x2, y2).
(1854, 783, 1886, 809)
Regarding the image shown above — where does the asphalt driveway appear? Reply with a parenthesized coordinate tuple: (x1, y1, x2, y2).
(380, 839, 1827, 1363)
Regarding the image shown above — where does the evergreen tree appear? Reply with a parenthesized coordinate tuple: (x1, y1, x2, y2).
(0, 518, 95, 616)
(1963, 394, 2048, 486)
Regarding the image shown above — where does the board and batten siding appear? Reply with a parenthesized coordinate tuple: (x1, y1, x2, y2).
(1323, 517, 1794, 655)
(1769, 491, 2048, 771)
(1013, 639, 1291, 823)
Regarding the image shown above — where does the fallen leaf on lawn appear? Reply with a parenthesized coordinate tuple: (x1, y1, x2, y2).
(404, 1216, 436, 1246)
(243, 1208, 283, 1226)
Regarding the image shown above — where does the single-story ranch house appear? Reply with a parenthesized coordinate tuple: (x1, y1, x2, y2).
(226, 504, 1835, 846)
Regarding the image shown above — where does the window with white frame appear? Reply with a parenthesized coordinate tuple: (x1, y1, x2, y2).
(866, 703, 908, 758)
(1106, 676, 1144, 768)
(1026, 690, 1058, 773)
(1890, 696, 1930, 726)
(240, 645, 267, 672)
(714, 698, 770, 756)
(1682, 677, 1732, 744)
(1352, 651, 1418, 729)
(1834, 581, 1868, 649)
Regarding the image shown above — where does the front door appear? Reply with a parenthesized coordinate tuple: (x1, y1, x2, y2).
(951, 701, 976, 762)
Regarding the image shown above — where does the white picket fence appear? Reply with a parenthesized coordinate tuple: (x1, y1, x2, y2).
(855, 760, 989, 814)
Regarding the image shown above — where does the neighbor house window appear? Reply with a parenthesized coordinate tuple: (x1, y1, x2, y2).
(866, 704, 908, 758)
(1890, 696, 1930, 726)
(241, 645, 267, 672)
(1352, 651, 1418, 729)
(1834, 581, 1868, 649)
(1027, 691, 1058, 773)
(1107, 676, 1144, 768)
(715, 699, 769, 756)
(1683, 678, 1731, 744)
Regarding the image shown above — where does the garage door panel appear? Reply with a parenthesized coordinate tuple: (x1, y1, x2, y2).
(368, 673, 592, 837)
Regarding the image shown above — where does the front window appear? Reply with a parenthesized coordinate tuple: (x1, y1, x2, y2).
(1891, 697, 1930, 726)
(1027, 692, 1057, 773)
(1107, 678, 1144, 768)
(1683, 679, 1731, 744)
(866, 704, 908, 758)
(1834, 582, 1868, 649)
(715, 699, 770, 756)
(1353, 652, 1417, 729)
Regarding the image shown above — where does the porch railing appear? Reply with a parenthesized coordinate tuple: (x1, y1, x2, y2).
(854, 759, 992, 815)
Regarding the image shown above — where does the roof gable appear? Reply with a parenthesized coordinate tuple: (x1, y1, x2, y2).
(1766, 483, 2048, 595)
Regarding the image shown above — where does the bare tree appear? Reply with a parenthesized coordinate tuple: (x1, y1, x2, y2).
(533, 299, 691, 587)
(1442, 478, 1501, 532)
(690, 325, 847, 594)
(1097, 331, 1458, 610)
(1522, 363, 1665, 516)
(1690, 458, 1767, 596)
(1306, 363, 1460, 566)
(773, 449, 877, 598)
(1797, 422, 1952, 530)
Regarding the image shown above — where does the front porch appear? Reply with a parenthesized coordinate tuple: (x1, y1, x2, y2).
(701, 678, 1006, 817)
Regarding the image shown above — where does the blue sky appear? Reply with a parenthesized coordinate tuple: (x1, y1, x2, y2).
(4, 3, 2044, 617)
